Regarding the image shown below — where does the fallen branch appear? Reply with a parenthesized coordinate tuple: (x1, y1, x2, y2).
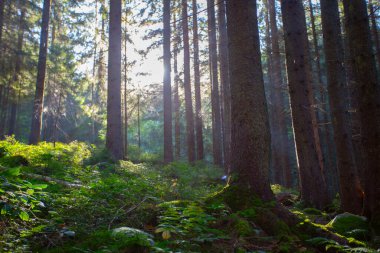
(108, 196, 157, 230)
(24, 173, 83, 188)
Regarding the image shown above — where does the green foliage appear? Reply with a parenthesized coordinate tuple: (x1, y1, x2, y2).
(327, 213, 369, 240)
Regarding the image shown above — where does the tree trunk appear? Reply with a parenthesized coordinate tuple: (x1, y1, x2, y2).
(106, 0, 124, 160)
(343, 0, 380, 232)
(192, 0, 204, 161)
(217, 0, 230, 172)
(0, 0, 4, 58)
(29, 0, 51, 144)
(268, 0, 292, 187)
(320, 0, 363, 214)
(226, 0, 273, 201)
(280, 0, 329, 209)
(123, 8, 128, 159)
(173, 12, 181, 159)
(369, 0, 380, 73)
(207, 0, 223, 167)
(163, 0, 173, 164)
(181, 0, 195, 163)
(308, 0, 337, 199)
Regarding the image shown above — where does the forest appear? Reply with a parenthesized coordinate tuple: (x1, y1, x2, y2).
(0, 0, 380, 252)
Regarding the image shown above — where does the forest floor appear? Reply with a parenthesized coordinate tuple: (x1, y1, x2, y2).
(0, 137, 378, 253)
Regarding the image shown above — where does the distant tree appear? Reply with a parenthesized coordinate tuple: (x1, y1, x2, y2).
(280, 0, 329, 209)
(226, 0, 273, 201)
(163, 0, 173, 163)
(181, 0, 195, 163)
(29, 0, 52, 144)
(192, 0, 204, 161)
(106, 0, 124, 160)
(207, 0, 222, 167)
(343, 0, 380, 232)
(267, 0, 292, 187)
(320, 0, 363, 214)
(217, 0, 230, 172)
(173, 10, 181, 159)
(369, 0, 380, 72)
(8, 3, 25, 136)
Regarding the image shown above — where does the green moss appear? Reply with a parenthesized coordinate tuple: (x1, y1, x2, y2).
(303, 208, 323, 215)
(229, 214, 253, 236)
(326, 213, 369, 240)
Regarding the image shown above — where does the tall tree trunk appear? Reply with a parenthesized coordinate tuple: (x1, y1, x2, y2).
(226, 0, 273, 201)
(280, 0, 329, 209)
(207, 0, 223, 167)
(173, 12, 181, 159)
(343, 0, 380, 232)
(106, 0, 124, 160)
(192, 0, 204, 161)
(91, 0, 98, 143)
(369, 0, 380, 73)
(268, 0, 292, 187)
(218, 0, 231, 172)
(163, 0, 173, 164)
(320, 0, 363, 214)
(181, 0, 195, 163)
(8, 6, 25, 136)
(123, 8, 128, 159)
(0, 0, 4, 59)
(308, 0, 337, 198)
(29, 0, 51, 144)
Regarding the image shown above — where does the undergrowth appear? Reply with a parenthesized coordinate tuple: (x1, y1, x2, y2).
(0, 137, 378, 252)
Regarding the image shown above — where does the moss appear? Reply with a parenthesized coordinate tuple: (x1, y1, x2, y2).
(303, 208, 323, 215)
(326, 213, 369, 238)
(255, 207, 291, 237)
(229, 214, 253, 236)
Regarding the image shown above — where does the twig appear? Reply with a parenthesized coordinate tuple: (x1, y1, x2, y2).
(108, 196, 156, 230)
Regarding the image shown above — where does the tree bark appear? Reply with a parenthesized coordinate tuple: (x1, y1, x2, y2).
(106, 0, 124, 160)
(29, 0, 52, 144)
(320, 0, 363, 214)
(163, 0, 173, 164)
(181, 0, 195, 163)
(192, 0, 204, 161)
(123, 8, 128, 159)
(217, 0, 230, 172)
(280, 0, 329, 209)
(343, 0, 380, 232)
(226, 0, 273, 201)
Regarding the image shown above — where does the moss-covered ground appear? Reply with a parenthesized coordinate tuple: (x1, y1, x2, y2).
(0, 138, 378, 252)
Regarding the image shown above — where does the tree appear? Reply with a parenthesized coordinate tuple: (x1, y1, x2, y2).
(181, 0, 195, 163)
(280, 0, 329, 209)
(217, 0, 230, 172)
(163, 0, 173, 163)
(173, 10, 181, 159)
(369, 0, 380, 72)
(106, 0, 124, 160)
(226, 0, 273, 201)
(192, 0, 204, 161)
(343, 0, 380, 231)
(267, 0, 292, 187)
(29, 0, 52, 144)
(207, 0, 222, 167)
(320, 0, 363, 214)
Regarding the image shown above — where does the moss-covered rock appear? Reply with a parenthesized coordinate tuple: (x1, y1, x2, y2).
(111, 227, 154, 251)
(327, 213, 369, 240)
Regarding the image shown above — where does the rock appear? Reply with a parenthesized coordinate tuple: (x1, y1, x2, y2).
(112, 227, 154, 247)
(327, 212, 369, 238)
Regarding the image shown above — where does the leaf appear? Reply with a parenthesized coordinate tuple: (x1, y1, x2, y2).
(1, 167, 21, 177)
(30, 184, 48, 190)
(19, 211, 30, 221)
(26, 189, 34, 195)
(162, 231, 171, 240)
